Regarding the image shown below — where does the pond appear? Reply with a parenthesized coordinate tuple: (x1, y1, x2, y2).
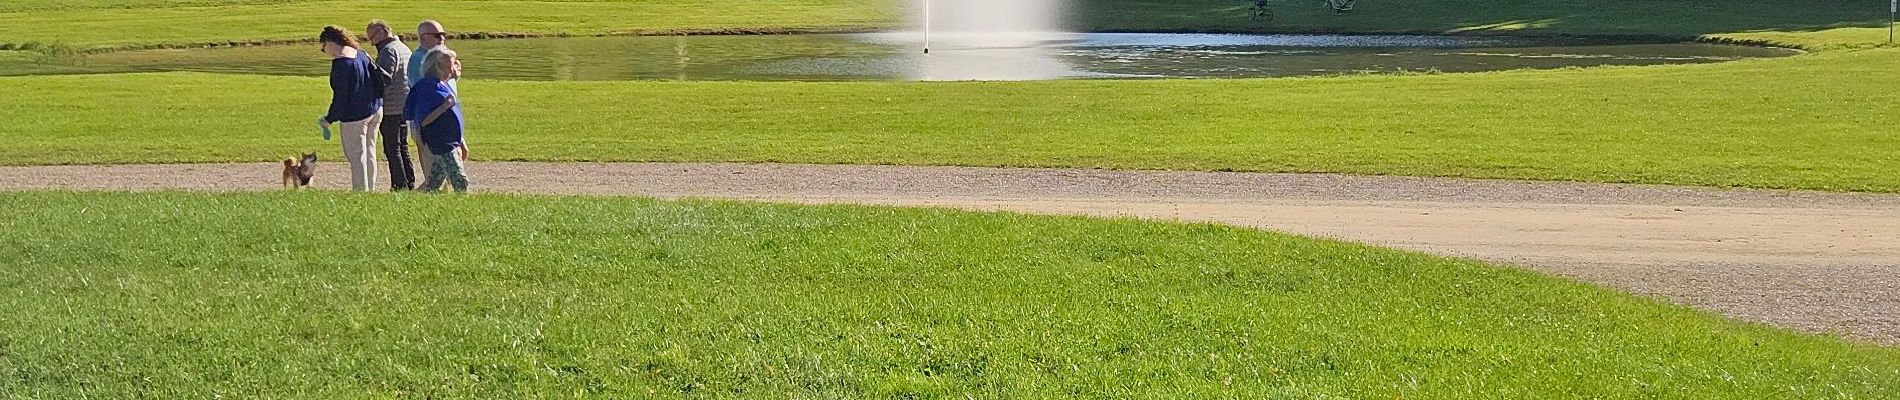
(5, 33, 1798, 81)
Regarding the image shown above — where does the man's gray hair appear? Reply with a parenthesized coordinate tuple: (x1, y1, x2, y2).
(422, 48, 459, 79)
(418, 19, 444, 34)
(366, 19, 392, 35)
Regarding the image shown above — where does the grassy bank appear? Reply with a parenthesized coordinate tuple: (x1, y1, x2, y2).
(2, 1, 1890, 50)
(1078, 0, 1888, 44)
(5, 47, 1899, 192)
(0, 0, 896, 50)
(0, 191, 1894, 398)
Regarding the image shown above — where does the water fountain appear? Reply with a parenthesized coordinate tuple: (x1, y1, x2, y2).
(899, 0, 1077, 80)
(915, 0, 1068, 43)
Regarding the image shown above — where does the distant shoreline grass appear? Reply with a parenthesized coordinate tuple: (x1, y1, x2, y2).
(1, 191, 1894, 398)
(0, 27, 898, 55)
(3, 29, 1780, 56)
(1, 0, 1887, 51)
(0, 0, 898, 51)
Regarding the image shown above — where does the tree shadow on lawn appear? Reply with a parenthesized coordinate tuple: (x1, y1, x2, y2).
(1071, 0, 1890, 37)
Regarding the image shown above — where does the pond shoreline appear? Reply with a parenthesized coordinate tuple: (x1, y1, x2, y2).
(2, 32, 1802, 82)
(2, 26, 1805, 55)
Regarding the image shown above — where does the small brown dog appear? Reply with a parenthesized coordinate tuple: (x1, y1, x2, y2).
(282, 153, 317, 189)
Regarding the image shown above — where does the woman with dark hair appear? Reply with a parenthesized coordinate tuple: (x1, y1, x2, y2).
(317, 25, 384, 192)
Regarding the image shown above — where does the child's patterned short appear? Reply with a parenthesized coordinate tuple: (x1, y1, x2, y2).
(420, 149, 468, 193)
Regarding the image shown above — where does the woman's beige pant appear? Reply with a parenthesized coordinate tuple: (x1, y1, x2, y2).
(338, 114, 382, 192)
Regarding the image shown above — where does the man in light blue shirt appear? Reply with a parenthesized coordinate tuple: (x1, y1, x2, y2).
(408, 20, 457, 93)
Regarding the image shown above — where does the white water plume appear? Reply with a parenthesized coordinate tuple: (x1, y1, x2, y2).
(899, 0, 1076, 80)
(912, 0, 1068, 35)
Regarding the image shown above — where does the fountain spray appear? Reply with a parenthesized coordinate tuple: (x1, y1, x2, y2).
(923, 0, 931, 53)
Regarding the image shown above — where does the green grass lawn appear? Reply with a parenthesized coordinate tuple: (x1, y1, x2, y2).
(1076, 0, 1889, 42)
(1, 191, 1894, 398)
(0, 0, 897, 50)
(5, 47, 1898, 192)
(3, 3, 1895, 398)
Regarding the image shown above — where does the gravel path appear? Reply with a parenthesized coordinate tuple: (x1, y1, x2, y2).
(4, 162, 1897, 344)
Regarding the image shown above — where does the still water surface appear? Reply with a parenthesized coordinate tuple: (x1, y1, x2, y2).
(11, 33, 1798, 81)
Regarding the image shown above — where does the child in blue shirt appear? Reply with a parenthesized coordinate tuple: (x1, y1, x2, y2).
(404, 49, 468, 193)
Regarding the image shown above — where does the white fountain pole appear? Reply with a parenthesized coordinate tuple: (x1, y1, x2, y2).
(923, 0, 932, 54)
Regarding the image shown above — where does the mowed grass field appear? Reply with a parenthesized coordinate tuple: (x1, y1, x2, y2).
(4, 47, 1899, 191)
(3, 2, 1900, 398)
(1, 192, 1896, 398)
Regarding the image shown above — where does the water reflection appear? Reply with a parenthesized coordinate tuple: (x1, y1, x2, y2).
(855, 32, 1087, 81)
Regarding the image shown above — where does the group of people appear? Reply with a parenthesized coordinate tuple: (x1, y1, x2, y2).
(319, 19, 467, 193)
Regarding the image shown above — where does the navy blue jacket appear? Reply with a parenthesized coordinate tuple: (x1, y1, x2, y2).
(325, 51, 383, 124)
(404, 76, 463, 155)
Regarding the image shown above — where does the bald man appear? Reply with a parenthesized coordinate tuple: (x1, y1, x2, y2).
(407, 20, 457, 92)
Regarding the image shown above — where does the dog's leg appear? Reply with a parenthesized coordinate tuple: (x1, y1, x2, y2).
(283, 159, 296, 190)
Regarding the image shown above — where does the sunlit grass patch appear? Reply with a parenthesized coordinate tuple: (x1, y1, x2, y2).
(0, 191, 1894, 398)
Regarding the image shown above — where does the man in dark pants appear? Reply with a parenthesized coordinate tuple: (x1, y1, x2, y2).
(367, 19, 417, 190)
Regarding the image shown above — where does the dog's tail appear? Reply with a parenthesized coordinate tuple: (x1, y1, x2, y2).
(284, 158, 295, 167)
